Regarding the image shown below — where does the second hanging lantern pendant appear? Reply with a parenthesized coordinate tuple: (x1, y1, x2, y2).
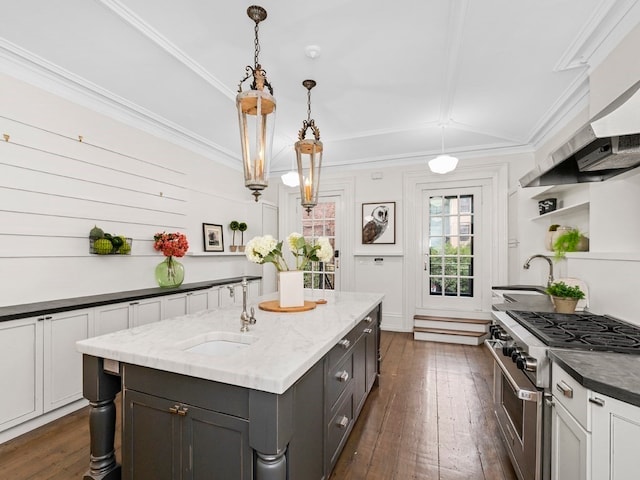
(294, 79, 323, 213)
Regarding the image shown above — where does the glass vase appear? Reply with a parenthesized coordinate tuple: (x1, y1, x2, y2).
(155, 256, 184, 288)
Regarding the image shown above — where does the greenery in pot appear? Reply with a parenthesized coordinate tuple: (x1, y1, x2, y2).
(229, 221, 239, 249)
(545, 281, 585, 300)
(238, 222, 248, 247)
(552, 227, 588, 260)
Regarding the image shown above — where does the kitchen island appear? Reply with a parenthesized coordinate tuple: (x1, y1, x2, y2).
(76, 290, 383, 480)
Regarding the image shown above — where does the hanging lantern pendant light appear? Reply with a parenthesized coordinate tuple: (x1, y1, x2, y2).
(236, 5, 276, 201)
(295, 79, 323, 213)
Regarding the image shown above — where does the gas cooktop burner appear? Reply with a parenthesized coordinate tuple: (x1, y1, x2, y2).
(506, 310, 640, 353)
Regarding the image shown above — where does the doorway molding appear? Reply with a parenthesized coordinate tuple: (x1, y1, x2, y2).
(402, 163, 508, 330)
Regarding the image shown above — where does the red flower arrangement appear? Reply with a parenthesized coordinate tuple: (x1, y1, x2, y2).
(153, 232, 189, 257)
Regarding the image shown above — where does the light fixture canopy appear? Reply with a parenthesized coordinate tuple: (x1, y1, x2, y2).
(236, 5, 276, 201)
(295, 79, 323, 213)
(429, 125, 458, 174)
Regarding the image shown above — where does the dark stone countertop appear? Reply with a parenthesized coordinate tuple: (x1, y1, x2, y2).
(0, 276, 261, 322)
(549, 349, 640, 408)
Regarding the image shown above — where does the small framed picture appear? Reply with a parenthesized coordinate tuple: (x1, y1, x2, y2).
(362, 202, 396, 244)
(203, 223, 224, 252)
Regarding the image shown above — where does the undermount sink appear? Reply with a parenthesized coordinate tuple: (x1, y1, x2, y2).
(182, 332, 257, 356)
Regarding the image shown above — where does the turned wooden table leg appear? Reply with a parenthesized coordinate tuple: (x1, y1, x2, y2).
(82, 355, 122, 480)
(256, 450, 287, 480)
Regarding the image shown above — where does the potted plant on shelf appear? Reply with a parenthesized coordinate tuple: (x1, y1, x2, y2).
(552, 227, 589, 260)
(238, 222, 248, 252)
(546, 280, 585, 313)
(229, 221, 239, 252)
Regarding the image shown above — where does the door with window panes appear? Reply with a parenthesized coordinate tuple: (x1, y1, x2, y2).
(301, 199, 337, 293)
(422, 187, 482, 311)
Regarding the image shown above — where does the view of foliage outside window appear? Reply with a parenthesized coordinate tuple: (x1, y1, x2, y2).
(428, 194, 474, 297)
(302, 201, 336, 289)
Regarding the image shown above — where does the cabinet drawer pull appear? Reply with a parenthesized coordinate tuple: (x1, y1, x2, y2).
(336, 415, 349, 429)
(589, 397, 605, 407)
(169, 405, 180, 414)
(556, 381, 573, 398)
(364, 316, 373, 324)
(338, 339, 351, 349)
(364, 328, 373, 334)
(177, 407, 189, 416)
(337, 371, 349, 382)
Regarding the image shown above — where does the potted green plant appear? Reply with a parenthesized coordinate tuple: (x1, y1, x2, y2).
(229, 221, 240, 252)
(238, 222, 248, 252)
(546, 280, 585, 313)
(552, 227, 589, 260)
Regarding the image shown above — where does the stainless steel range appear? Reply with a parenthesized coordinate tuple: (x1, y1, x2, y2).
(486, 310, 640, 480)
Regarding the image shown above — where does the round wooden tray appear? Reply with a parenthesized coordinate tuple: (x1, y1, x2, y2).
(258, 300, 317, 312)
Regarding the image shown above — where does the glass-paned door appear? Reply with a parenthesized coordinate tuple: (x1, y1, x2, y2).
(422, 186, 482, 311)
(301, 199, 337, 291)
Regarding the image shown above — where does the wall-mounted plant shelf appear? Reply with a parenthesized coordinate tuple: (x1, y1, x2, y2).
(89, 238, 133, 255)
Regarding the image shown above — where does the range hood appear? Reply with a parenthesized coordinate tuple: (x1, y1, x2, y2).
(520, 80, 640, 188)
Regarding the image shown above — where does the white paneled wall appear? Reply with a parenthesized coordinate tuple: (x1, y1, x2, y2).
(0, 73, 263, 307)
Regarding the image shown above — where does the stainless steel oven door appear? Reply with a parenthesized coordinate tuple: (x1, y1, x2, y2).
(486, 340, 543, 480)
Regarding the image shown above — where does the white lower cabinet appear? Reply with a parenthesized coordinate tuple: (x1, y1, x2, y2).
(164, 287, 218, 319)
(0, 317, 43, 431)
(43, 309, 91, 412)
(552, 363, 640, 480)
(551, 400, 590, 480)
(94, 302, 131, 336)
(0, 309, 91, 432)
(132, 297, 163, 327)
(591, 392, 640, 480)
(94, 297, 164, 333)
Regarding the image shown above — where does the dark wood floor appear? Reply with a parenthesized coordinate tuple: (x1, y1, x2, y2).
(0, 332, 517, 480)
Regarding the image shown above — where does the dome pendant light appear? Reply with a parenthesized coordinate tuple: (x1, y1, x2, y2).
(236, 6, 276, 201)
(429, 125, 459, 174)
(295, 80, 323, 213)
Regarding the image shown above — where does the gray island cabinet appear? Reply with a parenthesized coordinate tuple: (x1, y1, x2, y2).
(76, 291, 383, 480)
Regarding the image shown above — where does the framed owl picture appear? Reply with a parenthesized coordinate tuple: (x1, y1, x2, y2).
(362, 202, 396, 244)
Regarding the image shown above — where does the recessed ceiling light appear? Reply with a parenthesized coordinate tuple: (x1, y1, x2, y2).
(305, 45, 321, 59)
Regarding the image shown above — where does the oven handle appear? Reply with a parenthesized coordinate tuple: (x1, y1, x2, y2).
(485, 339, 542, 403)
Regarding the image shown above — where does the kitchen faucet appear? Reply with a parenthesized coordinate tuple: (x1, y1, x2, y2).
(523, 254, 554, 287)
(239, 277, 257, 332)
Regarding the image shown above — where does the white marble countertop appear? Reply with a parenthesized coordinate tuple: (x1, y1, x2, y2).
(77, 290, 384, 395)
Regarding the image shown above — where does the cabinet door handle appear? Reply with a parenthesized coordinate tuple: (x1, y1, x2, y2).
(169, 405, 180, 414)
(589, 397, 605, 407)
(336, 415, 349, 429)
(44, 316, 52, 320)
(364, 328, 373, 334)
(364, 316, 373, 323)
(338, 339, 351, 349)
(177, 407, 189, 416)
(129, 301, 139, 305)
(556, 381, 574, 398)
(337, 371, 349, 382)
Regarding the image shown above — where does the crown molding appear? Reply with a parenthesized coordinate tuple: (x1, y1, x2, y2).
(0, 38, 242, 171)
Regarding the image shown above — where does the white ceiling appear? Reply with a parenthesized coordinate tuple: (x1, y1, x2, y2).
(1, 0, 640, 174)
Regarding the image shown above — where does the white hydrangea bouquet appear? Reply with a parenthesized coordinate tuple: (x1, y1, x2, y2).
(245, 232, 333, 271)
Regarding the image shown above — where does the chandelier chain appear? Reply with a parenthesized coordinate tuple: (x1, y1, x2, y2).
(254, 21, 260, 68)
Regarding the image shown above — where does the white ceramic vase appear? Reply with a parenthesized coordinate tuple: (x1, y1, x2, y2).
(279, 270, 304, 308)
